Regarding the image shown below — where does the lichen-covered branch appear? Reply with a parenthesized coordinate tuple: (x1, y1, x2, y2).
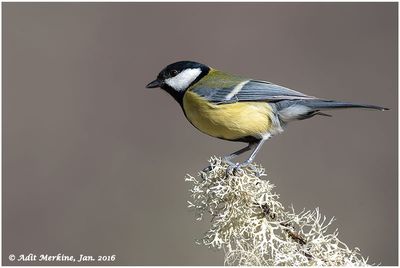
(186, 157, 369, 266)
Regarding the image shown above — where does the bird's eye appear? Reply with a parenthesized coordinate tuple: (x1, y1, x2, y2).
(170, 70, 178, 77)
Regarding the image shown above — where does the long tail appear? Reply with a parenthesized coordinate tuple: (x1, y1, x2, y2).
(299, 99, 389, 111)
(276, 99, 389, 122)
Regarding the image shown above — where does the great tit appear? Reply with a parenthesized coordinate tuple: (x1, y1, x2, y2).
(146, 61, 388, 168)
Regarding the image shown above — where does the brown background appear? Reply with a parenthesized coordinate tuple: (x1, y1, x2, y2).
(3, 2, 397, 266)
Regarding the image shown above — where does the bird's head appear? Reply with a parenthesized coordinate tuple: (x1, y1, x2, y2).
(146, 61, 210, 103)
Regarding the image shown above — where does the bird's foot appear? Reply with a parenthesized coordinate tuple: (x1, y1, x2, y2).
(223, 159, 260, 177)
(225, 161, 251, 176)
(222, 157, 241, 176)
(225, 163, 242, 176)
(248, 164, 260, 177)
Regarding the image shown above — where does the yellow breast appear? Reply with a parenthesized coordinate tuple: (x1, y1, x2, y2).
(182, 91, 273, 141)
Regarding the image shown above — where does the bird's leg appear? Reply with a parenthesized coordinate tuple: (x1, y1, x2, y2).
(203, 144, 253, 173)
(223, 143, 255, 166)
(224, 135, 270, 176)
(235, 135, 271, 177)
(236, 137, 268, 169)
(224, 143, 259, 176)
(227, 139, 266, 176)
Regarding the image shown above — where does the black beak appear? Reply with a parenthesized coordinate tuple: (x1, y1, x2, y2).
(146, 79, 161, 88)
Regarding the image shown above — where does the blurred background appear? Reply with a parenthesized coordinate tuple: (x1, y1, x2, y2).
(3, 3, 397, 265)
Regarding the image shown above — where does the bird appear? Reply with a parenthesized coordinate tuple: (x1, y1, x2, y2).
(146, 60, 388, 169)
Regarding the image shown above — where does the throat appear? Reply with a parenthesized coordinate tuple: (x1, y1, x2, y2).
(163, 86, 185, 105)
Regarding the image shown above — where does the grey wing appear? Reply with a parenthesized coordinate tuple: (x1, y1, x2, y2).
(192, 80, 316, 104)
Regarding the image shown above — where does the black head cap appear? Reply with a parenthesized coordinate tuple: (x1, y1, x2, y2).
(146, 61, 210, 104)
(157, 61, 209, 80)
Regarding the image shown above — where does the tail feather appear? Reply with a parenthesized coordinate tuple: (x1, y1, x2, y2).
(301, 99, 389, 111)
(276, 99, 388, 122)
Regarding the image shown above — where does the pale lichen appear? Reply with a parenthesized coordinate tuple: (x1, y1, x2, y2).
(186, 157, 369, 266)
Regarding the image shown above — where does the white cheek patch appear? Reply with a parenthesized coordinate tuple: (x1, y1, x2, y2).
(165, 68, 202, 91)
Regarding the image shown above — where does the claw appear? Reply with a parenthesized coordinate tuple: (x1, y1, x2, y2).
(225, 162, 237, 176)
(226, 162, 248, 177)
(226, 161, 248, 176)
(223, 157, 238, 176)
(247, 164, 260, 177)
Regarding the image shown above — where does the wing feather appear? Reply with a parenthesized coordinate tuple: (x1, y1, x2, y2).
(192, 79, 315, 104)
